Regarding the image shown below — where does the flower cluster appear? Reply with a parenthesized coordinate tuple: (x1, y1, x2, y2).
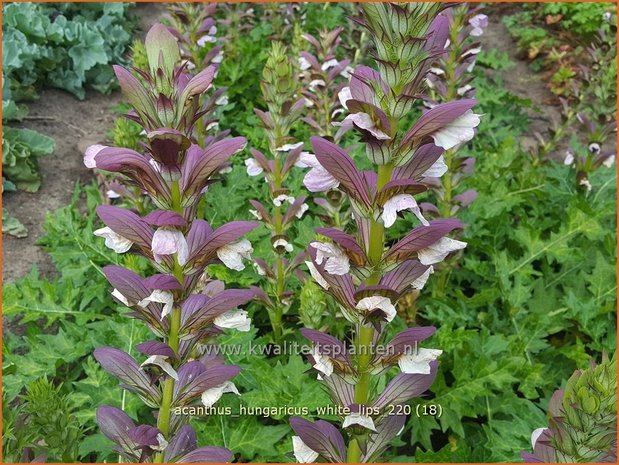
(299, 27, 353, 142)
(164, 2, 227, 144)
(291, 4, 479, 462)
(562, 111, 616, 192)
(523, 353, 617, 463)
(85, 24, 258, 462)
(244, 42, 308, 341)
(298, 28, 355, 228)
(423, 6, 486, 220)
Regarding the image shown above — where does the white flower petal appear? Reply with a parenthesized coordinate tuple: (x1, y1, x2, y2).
(295, 203, 309, 219)
(469, 14, 488, 37)
(411, 266, 434, 290)
(422, 155, 448, 178)
(432, 110, 481, 150)
(381, 194, 429, 228)
(152, 228, 189, 266)
(531, 427, 547, 449)
(298, 56, 311, 71)
(417, 237, 467, 265)
(356, 296, 396, 322)
(338, 87, 352, 110)
(342, 413, 377, 432)
(273, 194, 295, 207)
(212, 51, 224, 64)
(249, 209, 262, 220)
(274, 238, 293, 252)
(563, 152, 575, 166)
(111, 288, 130, 306)
(181, 59, 196, 70)
(201, 381, 240, 408)
(311, 347, 334, 376)
(398, 348, 442, 374)
(292, 436, 319, 463)
(470, 26, 484, 37)
(245, 158, 264, 176)
(154, 433, 168, 452)
(308, 79, 326, 92)
(141, 355, 179, 381)
(84, 144, 107, 168)
(334, 113, 391, 140)
(339, 65, 353, 79)
(106, 189, 121, 199)
(94, 227, 133, 253)
(462, 47, 482, 57)
(295, 152, 313, 168)
(579, 178, 592, 192)
(214, 310, 251, 332)
(306, 261, 329, 289)
(197, 35, 216, 47)
(138, 290, 175, 320)
(321, 59, 339, 71)
(217, 239, 253, 271)
(276, 142, 304, 152)
(253, 261, 267, 276)
(304, 166, 339, 192)
(603, 155, 615, 168)
(457, 84, 473, 96)
(311, 242, 350, 275)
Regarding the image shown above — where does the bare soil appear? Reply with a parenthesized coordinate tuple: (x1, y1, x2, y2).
(1, 3, 166, 283)
(479, 9, 563, 151)
(2, 89, 121, 282)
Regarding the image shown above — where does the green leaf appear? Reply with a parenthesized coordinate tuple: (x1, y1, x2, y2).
(198, 414, 290, 462)
(2, 208, 28, 238)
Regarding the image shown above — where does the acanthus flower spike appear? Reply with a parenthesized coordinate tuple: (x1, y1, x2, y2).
(291, 4, 479, 463)
(245, 42, 308, 342)
(86, 24, 258, 462)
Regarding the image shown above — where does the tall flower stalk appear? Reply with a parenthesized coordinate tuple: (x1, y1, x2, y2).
(523, 353, 617, 463)
(424, 6, 486, 220)
(245, 42, 307, 342)
(85, 24, 258, 462)
(298, 27, 354, 229)
(299, 27, 352, 143)
(164, 3, 226, 144)
(561, 111, 616, 193)
(290, 4, 480, 463)
(422, 6, 487, 299)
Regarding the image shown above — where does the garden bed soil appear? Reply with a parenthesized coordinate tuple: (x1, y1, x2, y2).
(480, 10, 563, 151)
(2, 89, 122, 282)
(1, 3, 166, 283)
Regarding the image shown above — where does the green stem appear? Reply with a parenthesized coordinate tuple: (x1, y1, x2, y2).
(153, 305, 181, 463)
(154, 260, 184, 463)
(170, 180, 183, 215)
(346, 438, 362, 463)
(347, 164, 392, 463)
(271, 156, 286, 342)
(439, 148, 454, 218)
